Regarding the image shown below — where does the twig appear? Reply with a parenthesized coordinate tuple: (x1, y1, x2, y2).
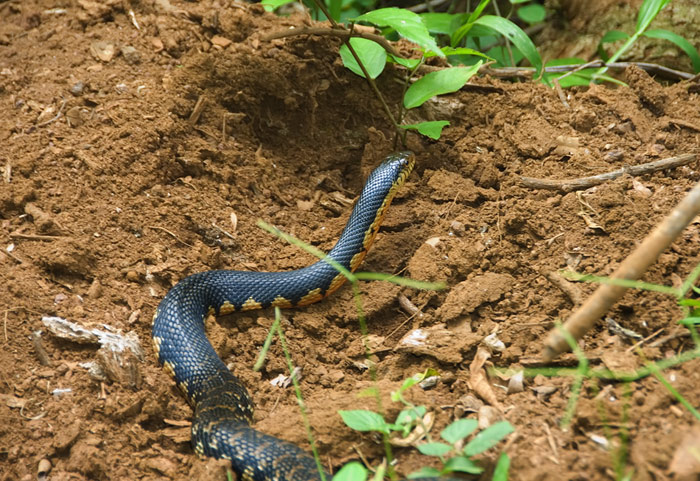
(262, 26, 401, 58)
(545, 271, 583, 306)
(31, 331, 53, 367)
(1, 249, 23, 264)
(665, 117, 700, 132)
(521, 153, 697, 192)
(553, 60, 602, 101)
(624, 328, 664, 353)
(147, 226, 194, 248)
(9, 233, 66, 241)
(188, 95, 206, 125)
(542, 177, 700, 361)
(32, 98, 68, 130)
(481, 61, 694, 81)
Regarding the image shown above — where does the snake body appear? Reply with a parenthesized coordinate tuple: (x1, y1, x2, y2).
(152, 152, 415, 481)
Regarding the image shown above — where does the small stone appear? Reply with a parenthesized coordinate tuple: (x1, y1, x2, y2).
(120, 45, 140, 64)
(90, 41, 116, 62)
(125, 271, 140, 282)
(70, 81, 85, 96)
(210, 35, 232, 48)
(87, 279, 102, 299)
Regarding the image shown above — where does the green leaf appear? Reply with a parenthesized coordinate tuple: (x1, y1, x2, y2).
(601, 29, 631, 43)
(443, 456, 483, 474)
(679, 317, 700, 326)
(679, 299, 700, 307)
(517, 4, 546, 24)
(450, 0, 491, 46)
(389, 55, 421, 69)
(260, 0, 296, 12)
(408, 467, 442, 479)
(474, 15, 542, 76)
(441, 418, 479, 444)
(466, 0, 492, 24)
(404, 62, 482, 109)
(464, 421, 515, 457)
(644, 28, 700, 72)
(423, 46, 491, 61)
(492, 453, 511, 481)
(598, 29, 630, 60)
(339, 38, 387, 79)
(420, 12, 465, 35)
(636, 0, 671, 33)
(395, 405, 427, 425)
(400, 121, 450, 140)
(486, 45, 524, 68)
(328, 0, 342, 22)
(334, 462, 368, 481)
(509, 0, 529, 3)
(339, 410, 390, 433)
(355, 8, 443, 57)
(417, 442, 453, 457)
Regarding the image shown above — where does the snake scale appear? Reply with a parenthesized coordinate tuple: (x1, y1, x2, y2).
(152, 152, 416, 481)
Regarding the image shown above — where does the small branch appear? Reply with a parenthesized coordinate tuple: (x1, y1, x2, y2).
(9, 233, 67, 241)
(32, 331, 53, 366)
(521, 153, 698, 192)
(147, 225, 194, 248)
(542, 177, 700, 361)
(262, 26, 401, 58)
(482, 61, 694, 81)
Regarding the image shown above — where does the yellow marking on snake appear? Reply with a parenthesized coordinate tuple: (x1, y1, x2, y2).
(219, 301, 237, 315)
(163, 360, 176, 378)
(153, 336, 162, 355)
(326, 272, 346, 296)
(271, 296, 293, 308)
(297, 288, 323, 306)
(241, 297, 263, 311)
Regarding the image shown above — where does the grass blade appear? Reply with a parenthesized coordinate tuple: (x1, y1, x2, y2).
(643, 28, 700, 72)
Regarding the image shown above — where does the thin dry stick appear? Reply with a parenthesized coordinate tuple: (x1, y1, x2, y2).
(522, 153, 697, 192)
(483, 61, 694, 81)
(542, 178, 700, 361)
(147, 225, 194, 248)
(9, 233, 67, 241)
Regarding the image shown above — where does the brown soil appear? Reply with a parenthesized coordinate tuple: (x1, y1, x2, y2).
(1, 2, 699, 481)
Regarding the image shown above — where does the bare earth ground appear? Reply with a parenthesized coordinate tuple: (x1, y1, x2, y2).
(1, 1, 700, 480)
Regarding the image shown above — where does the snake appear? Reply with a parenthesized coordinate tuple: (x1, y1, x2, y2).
(152, 151, 416, 481)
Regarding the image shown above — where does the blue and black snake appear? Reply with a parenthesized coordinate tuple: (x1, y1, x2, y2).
(152, 152, 415, 481)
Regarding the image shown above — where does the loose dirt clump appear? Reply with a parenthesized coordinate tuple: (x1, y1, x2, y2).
(1, 1, 699, 481)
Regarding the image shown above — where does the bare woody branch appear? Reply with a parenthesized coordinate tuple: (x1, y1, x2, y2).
(542, 177, 700, 361)
(521, 153, 698, 192)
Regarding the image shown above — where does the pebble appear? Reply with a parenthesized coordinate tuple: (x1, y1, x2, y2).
(70, 81, 85, 96)
(121, 45, 140, 64)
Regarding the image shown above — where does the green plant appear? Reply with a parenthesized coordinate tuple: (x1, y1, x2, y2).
(339, 371, 514, 479)
(552, 0, 700, 86)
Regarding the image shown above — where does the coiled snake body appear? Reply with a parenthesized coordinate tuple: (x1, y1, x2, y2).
(152, 152, 415, 481)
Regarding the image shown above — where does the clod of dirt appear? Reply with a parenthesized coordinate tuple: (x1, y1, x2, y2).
(437, 273, 515, 327)
(36, 238, 96, 278)
(397, 324, 481, 364)
(625, 64, 668, 114)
